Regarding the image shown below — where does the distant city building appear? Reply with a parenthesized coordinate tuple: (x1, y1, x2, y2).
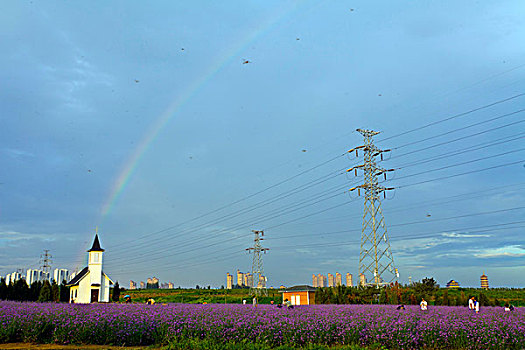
(312, 274, 318, 287)
(243, 273, 254, 288)
(226, 273, 234, 289)
(327, 273, 335, 287)
(129, 280, 137, 290)
(140, 281, 145, 289)
(53, 268, 69, 284)
(257, 275, 266, 289)
(168, 282, 174, 289)
(6, 271, 23, 285)
(359, 273, 366, 286)
(147, 277, 159, 289)
(236, 269, 244, 287)
(446, 280, 460, 288)
(26, 269, 47, 285)
(335, 272, 342, 286)
(346, 273, 353, 287)
(160, 282, 169, 289)
(480, 273, 489, 289)
(317, 274, 327, 287)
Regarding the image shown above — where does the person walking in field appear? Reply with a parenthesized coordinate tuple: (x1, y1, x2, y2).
(420, 298, 428, 311)
(475, 299, 480, 313)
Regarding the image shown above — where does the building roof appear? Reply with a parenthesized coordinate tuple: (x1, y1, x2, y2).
(278, 285, 317, 292)
(88, 234, 105, 252)
(66, 267, 89, 286)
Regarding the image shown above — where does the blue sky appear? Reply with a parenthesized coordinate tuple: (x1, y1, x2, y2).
(1, 0, 524, 288)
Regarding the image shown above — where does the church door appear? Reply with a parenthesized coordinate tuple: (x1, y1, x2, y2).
(90, 289, 99, 303)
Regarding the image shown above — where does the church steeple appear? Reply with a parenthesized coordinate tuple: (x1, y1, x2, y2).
(88, 228, 105, 252)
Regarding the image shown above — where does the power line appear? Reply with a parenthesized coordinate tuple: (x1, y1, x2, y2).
(377, 93, 525, 143)
(392, 108, 525, 150)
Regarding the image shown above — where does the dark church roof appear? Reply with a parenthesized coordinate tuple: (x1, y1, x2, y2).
(65, 266, 89, 286)
(88, 234, 105, 252)
(279, 285, 317, 292)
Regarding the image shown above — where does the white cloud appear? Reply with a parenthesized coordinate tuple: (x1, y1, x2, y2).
(3, 148, 35, 159)
(0, 230, 57, 242)
(475, 245, 525, 258)
(442, 232, 492, 238)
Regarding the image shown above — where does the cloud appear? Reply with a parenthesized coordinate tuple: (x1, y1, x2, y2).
(474, 245, 525, 258)
(0, 230, 57, 242)
(442, 232, 492, 238)
(3, 148, 35, 160)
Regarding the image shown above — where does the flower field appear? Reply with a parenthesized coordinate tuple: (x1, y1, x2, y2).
(0, 301, 523, 349)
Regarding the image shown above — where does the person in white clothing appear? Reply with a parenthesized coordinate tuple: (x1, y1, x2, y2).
(420, 298, 428, 311)
(468, 296, 475, 310)
(475, 299, 480, 313)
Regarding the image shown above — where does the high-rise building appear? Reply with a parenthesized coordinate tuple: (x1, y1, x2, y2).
(359, 273, 366, 286)
(168, 282, 174, 289)
(317, 273, 327, 287)
(129, 281, 137, 289)
(327, 273, 335, 287)
(346, 273, 353, 287)
(236, 269, 244, 287)
(246, 273, 254, 288)
(312, 274, 318, 287)
(26, 269, 44, 285)
(140, 281, 145, 289)
(53, 268, 69, 284)
(226, 273, 234, 289)
(335, 272, 342, 286)
(257, 275, 266, 288)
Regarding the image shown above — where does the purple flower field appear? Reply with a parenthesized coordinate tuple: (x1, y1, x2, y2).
(0, 301, 523, 349)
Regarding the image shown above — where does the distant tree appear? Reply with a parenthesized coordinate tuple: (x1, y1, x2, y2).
(412, 277, 439, 299)
(207, 285, 211, 290)
(59, 280, 70, 302)
(38, 281, 52, 302)
(51, 281, 59, 302)
(12, 279, 30, 301)
(478, 292, 490, 306)
(195, 285, 200, 289)
(442, 290, 449, 306)
(30, 281, 42, 301)
(112, 281, 121, 302)
(0, 278, 6, 300)
(221, 285, 225, 290)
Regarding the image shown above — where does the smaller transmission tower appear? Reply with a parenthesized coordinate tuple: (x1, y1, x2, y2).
(246, 230, 269, 296)
(348, 129, 398, 287)
(39, 249, 52, 280)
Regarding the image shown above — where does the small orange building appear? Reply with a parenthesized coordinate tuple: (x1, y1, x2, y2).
(279, 285, 316, 305)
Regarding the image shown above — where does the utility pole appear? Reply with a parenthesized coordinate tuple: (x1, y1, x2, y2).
(348, 129, 398, 287)
(39, 249, 52, 281)
(246, 230, 269, 296)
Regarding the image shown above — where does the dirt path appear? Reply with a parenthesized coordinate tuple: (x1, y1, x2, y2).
(0, 344, 163, 350)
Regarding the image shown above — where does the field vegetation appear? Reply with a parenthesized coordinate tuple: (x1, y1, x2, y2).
(1, 301, 524, 349)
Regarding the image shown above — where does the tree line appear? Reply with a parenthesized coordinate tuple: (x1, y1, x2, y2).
(315, 278, 508, 306)
(0, 278, 69, 302)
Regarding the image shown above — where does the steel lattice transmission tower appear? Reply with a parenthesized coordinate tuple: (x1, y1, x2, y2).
(246, 230, 269, 296)
(39, 249, 53, 280)
(348, 129, 398, 286)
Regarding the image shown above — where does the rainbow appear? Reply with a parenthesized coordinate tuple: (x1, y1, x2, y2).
(99, 1, 310, 222)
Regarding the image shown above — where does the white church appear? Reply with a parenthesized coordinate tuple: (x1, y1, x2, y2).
(67, 233, 113, 303)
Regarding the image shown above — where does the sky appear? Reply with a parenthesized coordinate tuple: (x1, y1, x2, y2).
(1, 0, 524, 288)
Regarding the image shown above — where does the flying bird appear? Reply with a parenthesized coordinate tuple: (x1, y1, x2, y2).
(350, 8, 354, 11)
(426, 213, 431, 217)
(302, 149, 307, 152)
(134, 79, 139, 83)
(243, 60, 251, 64)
